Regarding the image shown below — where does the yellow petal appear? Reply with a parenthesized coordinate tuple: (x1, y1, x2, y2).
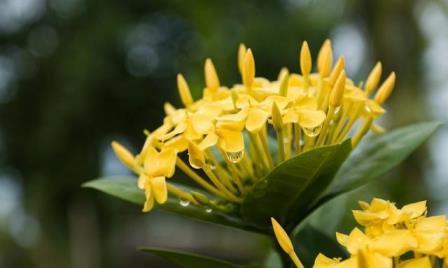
(216, 129, 244, 153)
(151, 176, 168, 204)
(184, 117, 203, 141)
(371, 230, 418, 257)
(358, 248, 392, 268)
(138, 173, 148, 190)
(401, 200, 427, 219)
(191, 113, 214, 135)
(397, 257, 432, 268)
(300, 41, 312, 76)
(313, 253, 340, 268)
(205, 58, 220, 92)
(198, 132, 219, 150)
(345, 228, 370, 254)
(145, 147, 177, 178)
(271, 218, 294, 254)
(187, 142, 205, 169)
(111, 141, 137, 170)
(297, 109, 326, 129)
(365, 100, 386, 118)
(246, 108, 269, 133)
(163, 135, 188, 152)
(160, 121, 187, 141)
(336, 232, 349, 247)
(216, 108, 248, 131)
(143, 186, 154, 212)
(282, 109, 298, 124)
(295, 95, 318, 109)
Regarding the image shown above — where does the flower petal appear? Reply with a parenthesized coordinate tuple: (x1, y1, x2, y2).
(297, 109, 326, 129)
(246, 108, 269, 133)
(151, 176, 168, 204)
(216, 129, 244, 153)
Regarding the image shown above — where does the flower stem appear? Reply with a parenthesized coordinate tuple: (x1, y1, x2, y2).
(175, 157, 223, 198)
(167, 183, 198, 205)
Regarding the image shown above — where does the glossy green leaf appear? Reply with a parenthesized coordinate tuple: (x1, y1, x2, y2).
(317, 121, 441, 206)
(241, 140, 352, 230)
(140, 247, 262, 268)
(83, 176, 259, 232)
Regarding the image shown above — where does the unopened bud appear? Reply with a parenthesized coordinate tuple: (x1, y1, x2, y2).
(329, 56, 345, 86)
(111, 141, 137, 169)
(238, 43, 247, 74)
(300, 41, 312, 76)
(365, 62, 382, 95)
(374, 72, 395, 105)
(330, 71, 346, 107)
(205, 58, 220, 92)
(177, 74, 193, 107)
(271, 218, 295, 255)
(243, 49, 255, 88)
(317, 39, 333, 77)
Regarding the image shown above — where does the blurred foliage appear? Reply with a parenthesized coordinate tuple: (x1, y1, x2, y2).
(0, 0, 446, 267)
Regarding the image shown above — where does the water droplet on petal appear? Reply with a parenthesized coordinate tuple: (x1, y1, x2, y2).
(179, 199, 190, 207)
(302, 124, 323, 137)
(225, 150, 244, 163)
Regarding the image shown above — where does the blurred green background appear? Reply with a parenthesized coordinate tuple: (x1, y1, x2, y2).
(0, 0, 447, 267)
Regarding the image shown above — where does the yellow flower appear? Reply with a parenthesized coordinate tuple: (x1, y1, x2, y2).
(138, 146, 177, 212)
(112, 40, 396, 213)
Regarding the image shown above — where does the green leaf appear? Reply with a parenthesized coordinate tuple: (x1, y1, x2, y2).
(318, 121, 441, 205)
(83, 175, 145, 204)
(83, 176, 260, 232)
(140, 247, 262, 268)
(241, 140, 352, 230)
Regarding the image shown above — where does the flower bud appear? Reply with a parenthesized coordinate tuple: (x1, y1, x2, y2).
(271, 217, 294, 254)
(300, 41, 312, 77)
(329, 56, 345, 86)
(177, 74, 193, 107)
(317, 39, 333, 77)
(111, 141, 137, 169)
(365, 62, 382, 95)
(205, 58, 220, 92)
(243, 49, 255, 89)
(374, 72, 396, 105)
(330, 71, 346, 107)
(238, 43, 246, 74)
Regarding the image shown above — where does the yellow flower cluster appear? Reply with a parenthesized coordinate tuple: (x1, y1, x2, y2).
(272, 198, 448, 268)
(111, 40, 396, 213)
